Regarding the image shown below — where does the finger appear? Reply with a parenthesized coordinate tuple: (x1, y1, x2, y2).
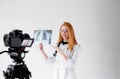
(51, 45, 58, 51)
(39, 43, 43, 46)
(50, 45, 54, 48)
(50, 45, 56, 48)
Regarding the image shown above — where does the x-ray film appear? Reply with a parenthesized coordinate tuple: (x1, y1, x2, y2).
(34, 30, 52, 44)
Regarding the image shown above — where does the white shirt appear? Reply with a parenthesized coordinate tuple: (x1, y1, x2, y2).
(47, 43, 80, 79)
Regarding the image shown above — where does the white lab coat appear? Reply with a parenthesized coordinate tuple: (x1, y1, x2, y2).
(47, 43, 80, 79)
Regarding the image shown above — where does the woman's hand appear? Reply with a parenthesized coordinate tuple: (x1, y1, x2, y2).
(51, 45, 61, 53)
(39, 43, 44, 51)
(39, 43, 48, 60)
(51, 45, 68, 61)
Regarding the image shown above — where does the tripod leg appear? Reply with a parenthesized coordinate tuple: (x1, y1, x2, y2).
(3, 64, 14, 79)
(25, 75, 30, 79)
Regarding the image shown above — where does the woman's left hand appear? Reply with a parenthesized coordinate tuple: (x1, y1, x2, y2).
(51, 45, 68, 61)
(51, 45, 61, 53)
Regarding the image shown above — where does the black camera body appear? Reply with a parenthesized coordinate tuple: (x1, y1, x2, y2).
(0, 29, 34, 79)
(4, 29, 33, 48)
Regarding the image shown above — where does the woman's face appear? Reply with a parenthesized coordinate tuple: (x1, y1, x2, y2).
(60, 25, 69, 41)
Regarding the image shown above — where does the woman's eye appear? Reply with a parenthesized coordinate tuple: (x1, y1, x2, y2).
(61, 29, 68, 32)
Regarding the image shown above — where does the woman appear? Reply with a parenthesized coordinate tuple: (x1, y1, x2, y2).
(39, 22, 80, 79)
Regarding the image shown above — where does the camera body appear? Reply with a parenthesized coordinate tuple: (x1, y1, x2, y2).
(4, 29, 33, 48)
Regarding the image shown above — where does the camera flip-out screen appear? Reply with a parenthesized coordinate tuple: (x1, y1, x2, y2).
(21, 39, 34, 47)
(10, 37, 34, 47)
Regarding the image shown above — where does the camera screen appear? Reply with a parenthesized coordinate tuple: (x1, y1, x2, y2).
(21, 39, 34, 47)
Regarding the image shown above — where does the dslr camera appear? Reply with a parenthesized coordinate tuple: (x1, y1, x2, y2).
(3, 29, 34, 61)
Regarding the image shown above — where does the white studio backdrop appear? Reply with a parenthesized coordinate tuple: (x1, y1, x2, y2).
(0, 0, 119, 79)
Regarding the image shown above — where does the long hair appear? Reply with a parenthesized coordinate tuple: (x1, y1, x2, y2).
(57, 22, 78, 51)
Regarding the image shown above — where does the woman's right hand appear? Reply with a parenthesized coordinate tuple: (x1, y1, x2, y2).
(39, 43, 44, 51)
(39, 43, 48, 60)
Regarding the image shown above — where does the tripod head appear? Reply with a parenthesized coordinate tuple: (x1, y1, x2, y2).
(0, 48, 28, 63)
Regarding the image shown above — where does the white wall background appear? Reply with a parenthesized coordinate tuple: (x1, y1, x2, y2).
(0, 0, 119, 79)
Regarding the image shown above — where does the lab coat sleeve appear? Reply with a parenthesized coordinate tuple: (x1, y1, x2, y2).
(66, 45, 80, 67)
(46, 55, 56, 64)
(46, 43, 58, 64)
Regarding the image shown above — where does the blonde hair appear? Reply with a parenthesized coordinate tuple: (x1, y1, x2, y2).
(57, 22, 78, 51)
